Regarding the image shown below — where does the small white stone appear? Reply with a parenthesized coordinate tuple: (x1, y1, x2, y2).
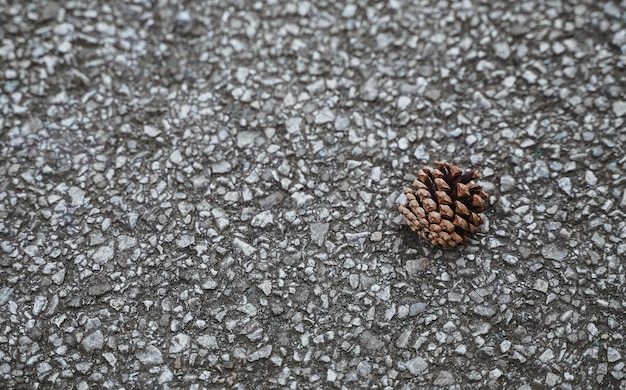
(236, 131, 258, 148)
(397, 96, 411, 110)
(612, 101, 626, 117)
(233, 238, 255, 256)
(257, 280, 272, 296)
(539, 348, 555, 363)
(286, 117, 302, 134)
(370, 231, 383, 242)
(584, 170, 597, 186)
(169, 150, 183, 165)
(92, 246, 114, 264)
(169, 333, 190, 354)
(533, 279, 549, 293)
(342, 4, 358, 18)
(522, 70, 537, 84)
(212, 161, 232, 173)
(397, 137, 410, 150)
(607, 347, 621, 363)
(405, 356, 428, 375)
(197, 335, 218, 349)
(32, 296, 48, 316)
(493, 41, 511, 59)
(557, 177, 571, 195)
(81, 330, 104, 352)
(158, 367, 173, 384)
(68, 186, 86, 207)
(314, 107, 335, 124)
(251, 211, 274, 228)
(137, 345, 163, 365)
(500, 175, 515, 192)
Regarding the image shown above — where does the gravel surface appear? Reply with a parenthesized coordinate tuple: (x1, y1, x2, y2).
(1, 0, 625, 389)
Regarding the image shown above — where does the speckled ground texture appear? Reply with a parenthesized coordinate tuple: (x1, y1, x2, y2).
(1, 0, 625, 389)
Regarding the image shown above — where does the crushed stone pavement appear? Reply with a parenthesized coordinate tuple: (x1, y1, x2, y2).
(1, 1, 625, 389)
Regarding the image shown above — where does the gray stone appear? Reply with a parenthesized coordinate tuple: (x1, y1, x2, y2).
(0, 287, 13, 305)
(197, 335, 218, 349)
(248, 345, 272, 361)
(144, 125, 161, 137)
(117, 235, 137, 251)
(82, 330, 104, 352)
(557, 177, 572, 195)
(359, 330, 385, 351)
(169, 150, 183, 165)
(310, 223, 329, 246)
(259, 192, 285, 210)
(212, 161, 232, 174)
(92, 246, 114, 264)
(433, 370, 455, 385)
(542, 244, 569, 260)
(286, 117, 302, 134)
(342, 4, 358, 18)
(236, 131, 259, 148)
(607, 347, 621, 363)
(314, 107, 335, 124)
(233, 238, 255, 256)
(493, 41, 511, 59)
(88, 280, 112, 296)
(360, 77, 379, 101)
(409, 302, 427, 316)
(500, 175, 515, 192)
(137, 345, 163, 365)
(169, 333, 190, 354)
(612, 101, 626, 117)
(176, 234, 195, 248)
(473, 305, 496, 317)
(584, 170, 597, 186)
(251, 211, 274, 228)
(405, 356, 428, 375)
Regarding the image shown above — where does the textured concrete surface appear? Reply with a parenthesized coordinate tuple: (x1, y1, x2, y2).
(1, 0, 625, 389)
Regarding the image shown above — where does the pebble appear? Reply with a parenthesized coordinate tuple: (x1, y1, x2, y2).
(397, 96, 411, 110)
(500, 175, 515, 192)
(342, 4, 358, 18)
(557, 177, 572, 195)
(137, 345, 164, 365)
(314, 107, 335, 124)
(360, 77, 379, 101)
(584, 170, 597, 186)
(92, 246, 114, 264)
(144, 125, 161, 137)
(251, 211, 274, 228)
(286, 117, 302, 134)
(612, 101, 626, 117)
(169, 333, 190, 354)
(81, 330, 104, 352)
(212, 161, 232, 173)
(236, 131, 258, 148)
(533, 279, 549, 293)
(405, 356, 428, 375)
(493, 41, 511, 59)
(233, 238, 255, 256)
(607, 347, 621, 363)
(310, 223, 329, 246)
(542, 244, 569, 260)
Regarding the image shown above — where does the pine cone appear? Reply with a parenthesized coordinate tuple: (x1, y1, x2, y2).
(398, 161, 489, 247)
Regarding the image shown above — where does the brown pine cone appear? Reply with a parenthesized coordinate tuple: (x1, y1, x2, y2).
(398, 161, 489, 247)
